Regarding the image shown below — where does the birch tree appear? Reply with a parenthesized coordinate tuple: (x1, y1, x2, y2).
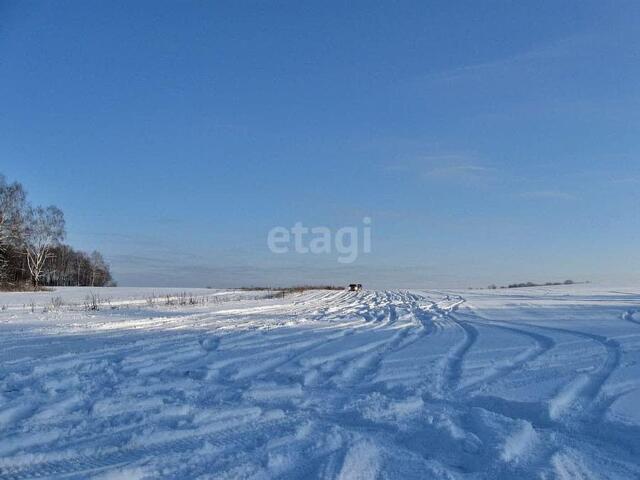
(89, 250, 108, 286)
(0, 175, 27, 282)
(23, 206, 65, 287)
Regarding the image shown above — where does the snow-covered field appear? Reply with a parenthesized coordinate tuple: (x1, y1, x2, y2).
(0, 286, 639, 479)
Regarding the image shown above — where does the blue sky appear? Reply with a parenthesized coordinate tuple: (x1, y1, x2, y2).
(1, 1, 639, 288)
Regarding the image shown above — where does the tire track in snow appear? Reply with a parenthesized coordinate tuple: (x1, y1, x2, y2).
(327, 292, 439, 388)
(0, 291, 366, 480)
(402, 293, 474, 397)
(0, 415, 296, 480)
(5, 288, 635, 479)
(464, 316, 623, 422)
(475, 319, 623, 423)
(443, 319, 478, 394)
(331, 324, 421, 387)
(453, 311, 556, 396)
(443, 311, 639, 474)
(423, 297, 478, 395)
(547, 331, 621, 421)
(265, 291, 439, 474)
(335, 293, 634, 479)
(240, 292, 434, 477)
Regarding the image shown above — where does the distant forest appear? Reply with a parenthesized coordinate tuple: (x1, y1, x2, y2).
(486, 279, 581, 290)
(0, 174, 114, 290)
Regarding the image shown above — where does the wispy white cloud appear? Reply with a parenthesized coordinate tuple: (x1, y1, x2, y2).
(422, 34, 598, 84)
(386, 152, 494, 183)
(518, 190, 576, 200)
(610, 176, 640, 185)
(424, 164, 490, 179)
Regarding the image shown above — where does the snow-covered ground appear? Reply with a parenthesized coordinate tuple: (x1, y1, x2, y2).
(0, 285, 639, 479)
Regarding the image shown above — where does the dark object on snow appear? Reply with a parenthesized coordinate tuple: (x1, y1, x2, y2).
(348, 284, 363, 292)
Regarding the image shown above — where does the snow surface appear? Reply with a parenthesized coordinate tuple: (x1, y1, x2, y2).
(0, 285, 639, 479)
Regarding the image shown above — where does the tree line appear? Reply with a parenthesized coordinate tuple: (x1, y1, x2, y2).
(0, 174, 114, 289)
(486, 279, 578, 290)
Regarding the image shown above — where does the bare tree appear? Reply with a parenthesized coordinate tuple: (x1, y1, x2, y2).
(0, 173, 114, 290)
(23, 206, 65, 287)
(0, 176, 27, 283)
(89, 250, 108, 286)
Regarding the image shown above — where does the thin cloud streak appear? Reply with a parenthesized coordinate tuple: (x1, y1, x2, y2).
(424, 164, 490, 179)
(386, 152, 494, 183)
(422, 34, 599, 84)
(518, 191, 576, 200)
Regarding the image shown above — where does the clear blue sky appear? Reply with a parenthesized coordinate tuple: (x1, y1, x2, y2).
(1, 1, 639, 288)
